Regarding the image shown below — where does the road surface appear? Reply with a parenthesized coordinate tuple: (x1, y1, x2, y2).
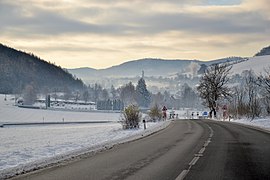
(185, 120, 270, 180)
(13, 120, 270, 180)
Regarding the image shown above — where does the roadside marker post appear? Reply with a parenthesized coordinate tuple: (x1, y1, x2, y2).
(143, 119, 146, 130)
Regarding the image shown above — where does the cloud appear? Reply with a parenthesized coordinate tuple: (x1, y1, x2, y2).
(0, 0, 270, 68)
(242, 0, 270, 18)
(136, 11, 269, 35)
(0, 1, 133, 37)
(1, 0, 269, 36)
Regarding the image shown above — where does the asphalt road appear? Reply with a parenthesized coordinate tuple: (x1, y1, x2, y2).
(13, 120, 270, 180)
(185, 121, 270, 180)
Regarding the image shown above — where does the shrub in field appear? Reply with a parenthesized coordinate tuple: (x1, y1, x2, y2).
(148, 104, 162, 121)
(121, 104, 141, 129)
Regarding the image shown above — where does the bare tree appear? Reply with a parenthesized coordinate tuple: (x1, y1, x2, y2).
(197, 64, 232, 118)
(230, 70, 262, 119)
(258, 66, 270, 115)
(120, 82, 136, 106)
(260, 67, 270, 92)
(230, 86, 248, 118)
(244, 70, 261, 119)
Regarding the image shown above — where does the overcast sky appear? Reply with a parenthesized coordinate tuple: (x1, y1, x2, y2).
(1, 0, 270, 69)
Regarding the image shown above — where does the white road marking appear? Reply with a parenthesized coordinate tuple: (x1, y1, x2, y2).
(203, 141, 210, 147)
(175, 123, 215, 180)
(194, 153, 203, 157)
(189, 157, 200, 166)
(175, 170, 189, 180)
(198, 147, 206, 154)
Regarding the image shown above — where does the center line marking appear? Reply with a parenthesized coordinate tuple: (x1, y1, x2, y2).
(198, 147, 206, 154)
(175, 123, 214, 180)
(189, 157, 200, 166)
(175, 170, 189, 180)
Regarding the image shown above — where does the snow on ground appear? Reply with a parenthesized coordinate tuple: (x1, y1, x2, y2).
(0, 121, 170, 179)
(211, 116, 270, 132)
(0, 94, 120, 124)
(1, 93, 269, 179)
(0, 123, 120, 171)
(231, 118, 270, 131)
(0, 94, 171, 179)
(231, 55, 270, 75)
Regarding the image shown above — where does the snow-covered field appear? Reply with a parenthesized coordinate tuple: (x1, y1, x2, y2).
(0, 121, 170, 178)
(231, 118, 270, 131)
(0, 95, 120, 124)
(231, 55, 270, 75)
(0, 94, 170, 179)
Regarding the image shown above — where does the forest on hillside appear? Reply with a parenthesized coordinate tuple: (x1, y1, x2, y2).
(0, 43, 85, 94)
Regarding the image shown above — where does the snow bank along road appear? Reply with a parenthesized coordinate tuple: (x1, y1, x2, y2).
(13, 120, 270, 180)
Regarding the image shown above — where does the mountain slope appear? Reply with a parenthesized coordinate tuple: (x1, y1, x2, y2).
(68, 58, 201, 84)
(0, 44, 85, 93)
(231, 55, 270, 75)
(68, 57, 244, 84)
(254, 45, 270, 56)
(99, 58, 199, 77)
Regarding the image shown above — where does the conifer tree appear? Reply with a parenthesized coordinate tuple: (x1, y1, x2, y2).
(136, 78, 151, 108)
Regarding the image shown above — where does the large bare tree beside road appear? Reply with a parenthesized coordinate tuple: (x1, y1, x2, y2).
(197, 64, 232, 117)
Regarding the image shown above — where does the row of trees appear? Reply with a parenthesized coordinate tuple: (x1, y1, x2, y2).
(119, 78, 151, 108)
(71, 77, 151, 108)
(20, 74, 201, 109)
(197, 63, 270, 119)
(230, 69, 270, 119)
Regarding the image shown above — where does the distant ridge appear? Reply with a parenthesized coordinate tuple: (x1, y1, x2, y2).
(254, 45, 270, 56)
(68, 58, 199, 80)
(68, 57, 244, 83)
(0, 43, 85, 94)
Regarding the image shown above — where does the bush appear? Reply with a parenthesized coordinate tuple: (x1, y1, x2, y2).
(121, 104, 141, 129)
(148, 104, 162, 121)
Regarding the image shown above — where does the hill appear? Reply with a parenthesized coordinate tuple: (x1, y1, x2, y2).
(68, 57, 244, 84)
(0, 44, 85, 94)
(231, 55, 270, 75)
(254, 45, 270, 56)
(69, 58, 199, 78)
(99, 58, 199, 77)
